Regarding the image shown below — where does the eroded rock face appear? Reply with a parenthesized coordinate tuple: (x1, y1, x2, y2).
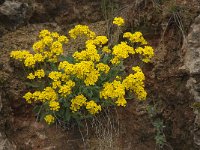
(183, 14, 200, 146)
(0, 0, 199, 149)
(0, 0, 103, 36)
(184, 14, 200, 102)
(0, 0, 33, 32)
(184, 15, 200, 75)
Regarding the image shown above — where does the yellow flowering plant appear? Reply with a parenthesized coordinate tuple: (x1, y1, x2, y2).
(10, 17, 154, 125)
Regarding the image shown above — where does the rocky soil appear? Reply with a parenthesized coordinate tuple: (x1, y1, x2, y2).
(0, 0, 200, 149)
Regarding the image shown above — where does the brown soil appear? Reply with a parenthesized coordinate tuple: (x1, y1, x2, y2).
(0, 0, 200, 149)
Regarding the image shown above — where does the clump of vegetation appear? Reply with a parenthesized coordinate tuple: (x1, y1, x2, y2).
(10, 17, 154, 125)
(147, 105, 166, 149)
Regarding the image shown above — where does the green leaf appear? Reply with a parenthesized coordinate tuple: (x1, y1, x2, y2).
(60, 55, 75, 63)
(25, 82, 40, 88)
(64, 110, 71, 122)
(50, 63, 57, 70)
(102, 54, 111, 63)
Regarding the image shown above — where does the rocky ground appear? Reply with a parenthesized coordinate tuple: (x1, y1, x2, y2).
(0, 0, 200, 149)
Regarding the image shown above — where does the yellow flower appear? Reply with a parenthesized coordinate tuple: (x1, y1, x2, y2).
(69, 25, 96, 39)
(44, 115, 55, 125)
(70, 94, 87, 112)
(50, 41, 63, 56)
(134, 46, 154, 63)
(84, 70, 100, 86)
(32, 40, 45, 53)
(115, 97, 127, 107)
(96, 63, 110, 74)
(52, 81, 61, 89)
(34, 69, 45, 78)
(113, 17, 125, 26)
(42, 36, 53, 45)
(10, 50, 31, 61)
(122, 66, 147, 100)
(27, 73, 35, 80)
(110, 57, 120, 65)
(58, 80, 75, 97)
(86, 100, 101, 115)
(34, 53, 44, 62)
(102, 46, 111, 54)
(24, 54, 36, 67)
(23, 92, 32, 104)
(92, 36, 108, 46)
(39, 29, 51, 38)
(116, 76, 121, 80)
(49, 101, 60, 111)
(51, 32, 60, 38)
(58, 35, 69, 44)
(73, 40, 100, 62)
(141, 46, 154, 63)
(48, 71, 62, 81)
(100, 80, 125, 100)
(58, 61, 74, 74)
(32, 91, 41, 101)
(123, 31, 147, 45)
(35, 87, 57, 102)
(112, 42, 134, 59)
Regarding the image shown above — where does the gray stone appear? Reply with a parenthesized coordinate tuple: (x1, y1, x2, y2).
(0, 0, 32, 28)
(0, 133, 16, 150)
(183, 14, 200, 147)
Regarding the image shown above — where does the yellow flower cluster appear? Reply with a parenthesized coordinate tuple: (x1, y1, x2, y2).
(111, 42, 134, 64)
(44, 114, 55, 125)
(48, 71, 75, 95)
(10, 51, 44, 67)
(39, 29, 51, 38)
(23, 87, 58, 104)
(96, 63, 110, 74)
(23, 92, 32, 104)
(86, 100, 101, 115)
(70, 95, 101, 115)
(58, 60, 100, 86)
(102, 46, 111, 54)
(135, 46, 154, 63)
(73, 61, 100, 86)
(73, 43, 100, 62)
(115, 97, 127, 107)
(58, 61, 74, 74)
(48, 71, 72, 89)
(27, 69, 45, 79)
(34, 30, 68, 62)
(100, 80, 127, 107)
(69, 25, 96, 39)
(12, 17, 155, 125)
(123, 32, 154, 63)
(89, 36, 108, 46)
(73, 36, 108, 62)
(123, 32, 147, 45)
(49, 101, 60, 111)
(10, 50, 31, 61)
(70, 94, 87, 112)
(113, 17, 125, 26)
(48, 71, 62, 81)
(58, 80, 75, 97)
(122, 66, 147, 100)
(24, 87, 60, 111)
(11, 30, 68, 67)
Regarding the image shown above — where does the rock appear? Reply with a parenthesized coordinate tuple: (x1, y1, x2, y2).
(0, 92, 2, 112)
(0, 133, 16, 150)
(184, 14, 200, 102)
(0, 0, 32, 30)
(184, 15, 200, 75)
(183, 14, 200, 147)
